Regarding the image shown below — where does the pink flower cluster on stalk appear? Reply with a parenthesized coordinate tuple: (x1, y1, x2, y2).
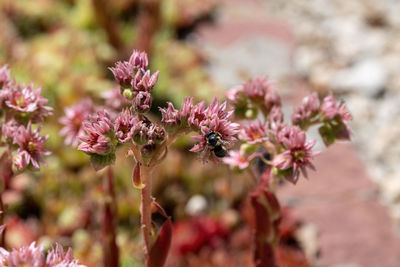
(223, 76, 352, 184)
(0, 242, 86, 267)
(0, 65, 52, 172)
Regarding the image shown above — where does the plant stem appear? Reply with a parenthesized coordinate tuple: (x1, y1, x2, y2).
(140, 165, 153, 262)
(102, 167, 119, 267)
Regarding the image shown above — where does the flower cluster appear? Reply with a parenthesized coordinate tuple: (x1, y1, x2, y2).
(110, 50, 159, 113)
(0, 242, 86, 267)
(223, 76, 352, 184)
(160, 97, 239, 161)
(226, 76, 281, 119)
(0, 66, 51, 172)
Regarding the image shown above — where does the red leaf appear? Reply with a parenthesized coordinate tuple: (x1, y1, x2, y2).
(148, 202, 173, 267)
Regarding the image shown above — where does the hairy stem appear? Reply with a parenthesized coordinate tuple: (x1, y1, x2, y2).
(140, 165, 153, 262)
(103, 167, 119, 267)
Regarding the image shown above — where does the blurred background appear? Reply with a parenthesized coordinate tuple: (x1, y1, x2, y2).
(0, 0, 400, 266)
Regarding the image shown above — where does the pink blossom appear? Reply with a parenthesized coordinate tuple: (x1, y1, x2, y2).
(129, 49, 149, 69)
(60, 99, 93, 147)
(1, 119, 20, 143)
(291, 92, 320, 125)
(131, 69, 159, 92)
(0, 65, 11, 88)
(46, 243, 86, 267)
(242, 76, 271, 100)
(114, 108, 138, 143)
(159, 98, 195, 129)
(225, 86, 244, 105)
(320, 94, 351, 121)
(273, 126, 318, 184)
(159, 102, 180, 128)
(264, 87, 281, 110)
(187, 101, 206, 129)
(0, 242, 86, 267)
(4, 83, 53, 123)
(78, 111, 116, 155)
(240, 120, 268, 144)
(109, 61, 133, 88)
(222, 150, 251, 169)
(13, 122, 50, 171)
(134, 91, 152, 113)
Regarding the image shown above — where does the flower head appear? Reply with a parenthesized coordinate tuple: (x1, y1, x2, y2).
(4, 83, 53, 123)
(114, 108, 138, 143)
(273, 126, 318, 184)
(1, 119, 20, 143)
(129, 49, 149, 69)
(223, 150, 252, 170)
(320, 94, 351, 121)
(101, 86, 131, 111)
(291, 92, 320, 126)
(109, 61, 133, 89)
(78, 111, 116, 155)
(46, 243, 86, 267)
(240, 120, 268, 144)
(0, 65, 11, 88)
(13, 122, 50, 171)
(134, 91, 152, 113)
(60, 99, 94, 147)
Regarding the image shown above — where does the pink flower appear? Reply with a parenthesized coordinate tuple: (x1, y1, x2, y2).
(4, 83, 53, 123)
(131, 69, 159, 92)
(0, 242, 86, 267)
(240, 120, 268, 144)
(46, 243, 86, 267)
(134, 91, 152, 113)
(114, 108, 138, 143)
(60, 99, 93, 147)
(1, 119, 20, 143)
(0, 65, 11, 88)
(242, 76, 271, 100)
(292, 92, 320, 126)
(129, 49, 149, 69)
(109, 61, 133, 88)
(222, 150, 251, 169)
(78, 111, 116, 155)
(2, 242, 44, 267)
(190, 99, 239, 160)
(13, 122, 50, 171)
(320, 94, 351, 121)
(264, 87, 281, 110)
(160, 102, 180, 128)
(273, 126, 318, 183)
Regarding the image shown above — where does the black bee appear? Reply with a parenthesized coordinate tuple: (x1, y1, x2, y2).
(206, 131, 227, 158)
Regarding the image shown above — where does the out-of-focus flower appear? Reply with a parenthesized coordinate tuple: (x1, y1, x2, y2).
(0, 242, 86, 267)
(60, 99, 93, 147)
(4, 83, 53, 123)
(242, 76, 271, 101)
(0, 65, 11, 88)
(114, 108, 137, 143)
(101, 87, 131, 111)
(264, 88, 281, 110)
(78, 111, 116, 155)
(1, 120, 20, 143)
(134, 91, 152, 113)
(13, 123, 50, 171)
(223, 150, 254, 170)
(292, 92, 320, 126)
(240, 120, 268, 144)
(319, 94, 352, 145)
(273, 126, 318, 184)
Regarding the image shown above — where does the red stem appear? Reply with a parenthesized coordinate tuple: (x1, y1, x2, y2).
(102, 167, 119, 267)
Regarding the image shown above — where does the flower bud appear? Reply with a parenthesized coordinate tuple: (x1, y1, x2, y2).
(135, 91, 152, 113)
(122, 89, 134, 100)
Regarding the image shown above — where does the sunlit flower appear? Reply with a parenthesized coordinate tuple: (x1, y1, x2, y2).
(5, 83, 53, 123)
(13, 123, 50, 171)
(273, 126, 318, 183)
(78, 111, 116, 155)
(60, 99, 93, 147)
(292, 92, 320, 125)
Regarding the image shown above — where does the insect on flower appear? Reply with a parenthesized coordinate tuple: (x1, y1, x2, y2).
(206, 131, 228, 158)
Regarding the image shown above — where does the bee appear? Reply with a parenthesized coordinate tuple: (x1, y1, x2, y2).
(206, 131, 227, 158)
